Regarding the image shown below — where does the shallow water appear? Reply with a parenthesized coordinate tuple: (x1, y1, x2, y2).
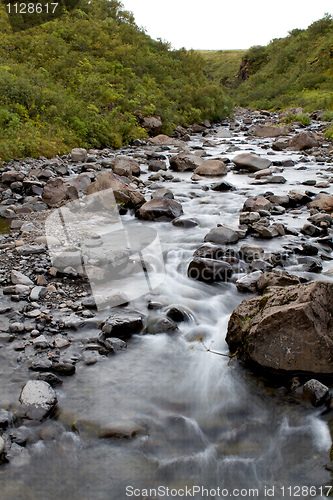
(1, 124, 333, 499)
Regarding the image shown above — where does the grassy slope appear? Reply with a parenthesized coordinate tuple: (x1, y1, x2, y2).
(0, 0, 232, 162)
(198, 50, 246, 85)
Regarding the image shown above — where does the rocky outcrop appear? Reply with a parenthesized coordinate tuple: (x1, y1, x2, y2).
(226, 281, 333, 375)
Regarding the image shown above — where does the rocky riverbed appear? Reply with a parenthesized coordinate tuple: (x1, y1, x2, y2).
(1, 108, 333, 498)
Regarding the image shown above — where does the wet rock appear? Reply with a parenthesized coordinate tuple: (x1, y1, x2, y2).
(101, 311, 143, 339)
(165, 306, 191, 323)
(226, 281, 333, 374)
(243, 197, 271, 212)
(232, 153, 271, 172)
(102, 337, 127, 353)
(239, 212, 260, 225)
(194, 160, 228, 176)
(239, 243, 264, 261)
(288, 190, 312, 207)
(297, 256, 323, 273)
(151, 188, 174, 199)
(187, 258, 233, 282)
(301, 223, 322, 237)
(308, 194, 333, 213)
(51, 361, 76, 376)
(138, 198, 183, 221)
(211, 180, 236, 191)
(215, 129, 232, 138)
(16, 244, 46, 255)
(257, 271, 301, 292)
(302, 379, 329, 407)
(236, 271, 263, 293)
(251, 223, 283, 238)
(193, 242, 226, 260)
(30, 358, 53, 371)
(169, 153, 203, 172)
(71, 148, 87, 162)
(19, 380, 57, 420)
(86, 171, 145, 208)
(172, 216, 198, 228)
(204, 225, 240, 245)
(288, 131, 319, 150)
(37, 372, 63, 387)
(0, 409, 9, 429)
(146, 317, 179, 334)
(272, 139, 289, 151)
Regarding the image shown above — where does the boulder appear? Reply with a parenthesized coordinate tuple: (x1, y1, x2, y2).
(151, 188, 174, 200)
(101, 311, 143, 339)
(236, 271, 263, 293)
(211, 181, 236, 191)
(204, 225, 240, 245)
(138, 198, 183, 221)
(140, 115, 162, 136)
(71, 148, 87, 162)
(243, 197, 271, 212)
(288, 131, 319, 150)
(19, 380, 57, 420)
(187, 258, 233, 282)
(169, 153, 203, 172)
(288, 190, 312, 207)
(272, 139, 289, 151)
(42, 178, 79, 208)
(86, 171, 145, 209)
(226, 281, 333, 374)
(215, 129, 232, 138)
(194, 160, 228, 177)
(239, 243, 264, 261)
(232, 153, 271, 172)
(308, 195, 333, 213)
(172, 216, 198, 228)
(251, 125, 288, 138)
(110, 156, 141, 177)
(148, 134, 182, 146)
(257, 271, 301, 292)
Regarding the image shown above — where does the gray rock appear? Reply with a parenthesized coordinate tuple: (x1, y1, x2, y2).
(101, 312, 143, 339)
(187, 258, 233, 282)
(19, 380, 57, 420)
(194, 160, 228, 176)
(71, 148, 87, 162)
(236, 271, 263, 293)
(204, 225, 240, 245)
(233, 153, 272, 172)
(30, 286, 47, 301)
(11, 272, 34, 287)
(169, 153, 203, 172)
(138, 198, 183, 221)
(16, 244, 46, 255)
(172, 216, 198, 228)
(302, 379, 329, 407)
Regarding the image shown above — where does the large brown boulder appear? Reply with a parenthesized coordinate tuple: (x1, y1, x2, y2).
(169, 153, 203, 172)
(86, 172, 145, 209)
(138, 198, 183, 221)
(226, 281, 333, 375)
(140, 116, 163, 136)
(308, 194, 333, 213)
(42, 178, 79, 208)
(194, 160, 228, 177)
(288, 131, 319, 150)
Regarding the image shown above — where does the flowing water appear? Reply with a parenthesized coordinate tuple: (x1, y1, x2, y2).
(1, 123, 333, 499)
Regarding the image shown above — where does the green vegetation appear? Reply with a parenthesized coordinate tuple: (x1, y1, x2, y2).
(198, 50, 246, 86)
(282, 113, 311, 126)
(0, 0, 232, 162)
(228, 14, 333, 113)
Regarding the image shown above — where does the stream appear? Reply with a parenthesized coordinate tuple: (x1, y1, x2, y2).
(1, 114, 333, 499)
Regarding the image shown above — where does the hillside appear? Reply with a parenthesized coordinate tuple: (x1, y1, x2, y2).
(0, 0, 232, 162)
(199, 50, 246, 87)
(230, 14, 333, 115)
